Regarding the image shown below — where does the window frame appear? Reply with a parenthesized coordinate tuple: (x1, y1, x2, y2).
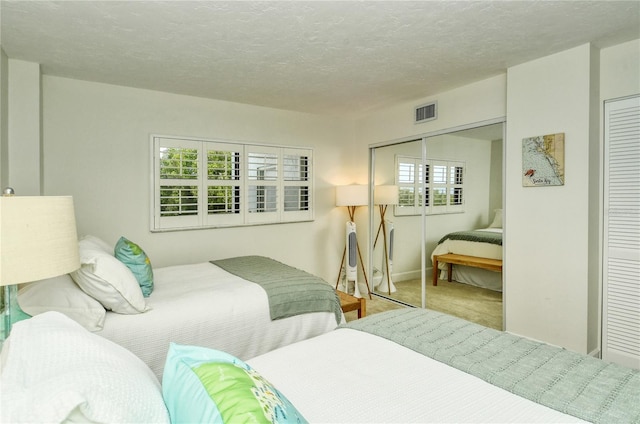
(151, 135, 314, 231)
(395, 154, 465, 216)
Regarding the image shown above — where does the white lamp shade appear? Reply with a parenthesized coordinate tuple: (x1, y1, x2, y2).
(374, 185, 399, 205)
(0, 196, 80, 285)
(335, 185, 368, 207)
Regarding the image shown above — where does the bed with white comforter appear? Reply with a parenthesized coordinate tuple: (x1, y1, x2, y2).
(4, 309, 638, 423)
(431, 209, 504, 291)
(97, 261, 342, 381)
(249, 328, 583, 423)
(15, 235, 342, 382)
(248, 309, 640, 423)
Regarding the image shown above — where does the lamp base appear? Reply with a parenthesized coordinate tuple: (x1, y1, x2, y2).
(1, 284, 22, 343)
(374, 276, 397, 294)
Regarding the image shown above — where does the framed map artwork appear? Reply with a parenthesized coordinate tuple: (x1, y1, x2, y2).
(522, 133, 565, 187)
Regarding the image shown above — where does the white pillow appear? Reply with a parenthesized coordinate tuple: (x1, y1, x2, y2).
(489, 209, 503, 228)
(17, 274, 106, 332)
(0, 311, 169, 423)
(79, 234, 113, 254)
(71, 239, 149, 314)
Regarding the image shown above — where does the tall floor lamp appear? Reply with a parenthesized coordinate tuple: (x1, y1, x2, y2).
(0, 188, 80, 345)
(374, 185, 399, 295)
(335, 184, 371, 299)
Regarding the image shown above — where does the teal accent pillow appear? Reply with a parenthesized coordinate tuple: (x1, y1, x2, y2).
(162, 343, 307, 424)
(114, 236, 154, 297)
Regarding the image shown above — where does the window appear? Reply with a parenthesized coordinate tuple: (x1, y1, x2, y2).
(152, 136, 313, 231)
(395, 155, 465, 216)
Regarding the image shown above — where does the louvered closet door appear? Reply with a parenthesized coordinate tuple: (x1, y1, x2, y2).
(602, 95, 640, 369)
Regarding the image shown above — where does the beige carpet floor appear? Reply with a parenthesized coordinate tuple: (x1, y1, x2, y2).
(344, 278, 503, 330)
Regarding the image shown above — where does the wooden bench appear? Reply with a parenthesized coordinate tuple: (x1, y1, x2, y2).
(432, 253, 502, 286)
(337, 290, 366, 319)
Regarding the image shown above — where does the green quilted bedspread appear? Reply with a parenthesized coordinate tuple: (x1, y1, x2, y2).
(211, 256, 342, 324)
(438, 229, 503, 246)
(345, 308, 640, 424)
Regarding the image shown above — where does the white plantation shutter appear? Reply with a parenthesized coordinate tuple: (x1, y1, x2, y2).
(204, 142, 244, 227)
(151, 136, 313, 230)
(282, 148, 313, 222)
(602, 95, 640, 369)
(245, 146, 279, 224)
(447, 162, 465, 212)
(154, 138, 202, 230)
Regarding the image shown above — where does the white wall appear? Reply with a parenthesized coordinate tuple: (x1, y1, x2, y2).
(356, 74, 507, 145)
(7, 59, 41, 195)
(505, 44, 597, 353)
(41, 76, 354, 282)
(587, 44, 600, 355)
(601, 39, 640, 101)
(489, 139, 503, 214)
(0, 48, 7, 187)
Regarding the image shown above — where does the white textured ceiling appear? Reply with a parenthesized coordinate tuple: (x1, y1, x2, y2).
(1, 1, 639, 117)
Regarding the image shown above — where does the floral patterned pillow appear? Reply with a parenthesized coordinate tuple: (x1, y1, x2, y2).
(162, 343, 307, 423)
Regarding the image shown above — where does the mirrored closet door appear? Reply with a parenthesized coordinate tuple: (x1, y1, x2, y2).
(368, 120, 505, 330)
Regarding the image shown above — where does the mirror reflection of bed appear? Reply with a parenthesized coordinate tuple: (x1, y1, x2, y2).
(371, 122, 504, 330)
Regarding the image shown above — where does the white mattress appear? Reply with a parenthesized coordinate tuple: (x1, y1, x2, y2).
(247, 328, 586, 423)
(96, 262, 342, 382)
(431, 228, 503, 291)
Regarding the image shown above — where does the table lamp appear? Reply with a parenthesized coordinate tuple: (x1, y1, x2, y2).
(335, 184, 371, 299)
(0, 188, 80, 344)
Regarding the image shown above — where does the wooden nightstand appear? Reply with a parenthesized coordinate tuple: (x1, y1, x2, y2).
(337, 290, 366, 319)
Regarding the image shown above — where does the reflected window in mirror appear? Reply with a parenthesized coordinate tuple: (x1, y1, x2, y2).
(395, 155, 465, 216)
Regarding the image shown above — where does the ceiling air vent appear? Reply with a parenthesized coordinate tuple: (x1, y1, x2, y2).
(415, 101, 437, 124)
